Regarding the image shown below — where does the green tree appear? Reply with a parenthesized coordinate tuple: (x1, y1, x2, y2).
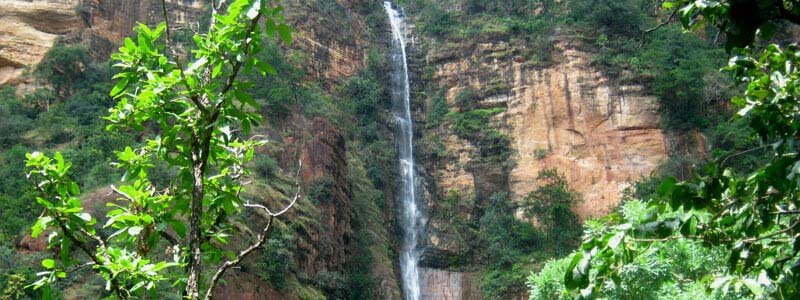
(479, 192, 538, 299)
(35, 45, 91, 99)
(522, 169, 582, 253)
(24, 1, 296, 299)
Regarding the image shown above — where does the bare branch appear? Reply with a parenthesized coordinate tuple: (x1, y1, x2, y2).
(65, 262, 95, 274)
(159, 230, 180, 245)
(743, 219, 800, 244)
(244, 160, 303, 217)
(203, 215, 273, 300)
(720, 144, 772, 168)
(203, 160, 302, 299)
(639, 7, 678, 48)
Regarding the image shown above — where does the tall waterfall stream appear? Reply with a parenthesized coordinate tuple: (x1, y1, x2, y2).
(384, 2, 424, 299)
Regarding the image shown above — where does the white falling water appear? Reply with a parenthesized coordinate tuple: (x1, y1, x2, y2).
(384, 2, 424, 300)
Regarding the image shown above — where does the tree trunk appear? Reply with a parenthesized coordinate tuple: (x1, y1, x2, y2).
(185, 133, 209, 299)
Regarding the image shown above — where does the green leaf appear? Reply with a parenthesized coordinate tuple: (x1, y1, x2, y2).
(657, 176, 677, 197)
(607, 232, 624, 249)
(564, 251, 589, 290)
(32, 216, 53, 238)
(212, 62, 224, 79)
(69, 182, 80, 195)
(235, 90, 257, 107)
(170, 220, 187, 238)
(123, 37, 136, 51)
(684, 215, 697, 236)
(742, 278, 764, 296)
(256, 61, 277, 76)
(42, 259, 55, 269)
(757, 22, 778, 42)
(111, 77, 129, 97)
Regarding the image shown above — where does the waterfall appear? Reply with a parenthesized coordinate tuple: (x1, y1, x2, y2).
(384, 2, 424, 300)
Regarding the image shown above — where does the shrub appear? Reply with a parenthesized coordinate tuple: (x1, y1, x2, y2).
(526, 256, 571, 300)
(479, 193, 539, 298)
(522, 169, 583, 254)
(35, 45, 92, 97)
(314, 271, 347, 299)
(419, 4, 455, 37)
(454, 87, 477, 109)
(307, 177, 335, 204)
(253, 155, 280, 179)
(0, 88, 33, 149)
(255, 227, 295, 290)
(426, 91, 449, 127)
(446, 108, 505, 139)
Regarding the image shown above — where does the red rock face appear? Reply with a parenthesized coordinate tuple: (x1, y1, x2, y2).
(213, 272, 295, 300)
(0, 0, 205, 87)
(283, 0, 369, 86)
(0, 0, 83, 86)
(297, 116, 353, 276)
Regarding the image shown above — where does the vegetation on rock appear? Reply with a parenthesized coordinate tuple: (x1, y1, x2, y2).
(529, 1, 800, 299)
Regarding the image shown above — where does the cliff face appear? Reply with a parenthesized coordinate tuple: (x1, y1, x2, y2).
(415, 37, 668, 298)
(283, 0, 368, 84)
(502, 46, 666, 219)
(420, 268, 482, 299)
(0, 0, 82, 86)
(426, 39, 666, 218)
(0, 0, 204, 86)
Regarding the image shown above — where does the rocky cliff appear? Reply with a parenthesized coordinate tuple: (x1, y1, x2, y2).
(424, 39, 666, 218)
(0, 0, 205, 87)
(413, 37, 668, 298)
(1, 1, 399, 299)
(0, 0, 82, 86)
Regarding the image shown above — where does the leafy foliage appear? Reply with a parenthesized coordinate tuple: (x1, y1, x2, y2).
(479, 192, 539, 299)
(529, 201, 746, 299)
(522, 169, 583, 254)
(255, 226, 294, 290)
(23, 1, 295, 298)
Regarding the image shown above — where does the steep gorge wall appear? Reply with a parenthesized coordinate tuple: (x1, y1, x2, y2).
(414, 37, 668, 298)
(1, 1, 399, 299)
(425, 39, 666, 218)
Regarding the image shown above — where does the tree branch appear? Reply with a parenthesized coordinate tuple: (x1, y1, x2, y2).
(202, 160, 302, 299)
(720, 144, 772, 168)
(640, 7, 678, 48)
(244, 160, 303, 217)
(742, 219, 800, 244)
(161, 0, 206, 113)
(52, 213, 126, 299)
(202, 215, 273, 300)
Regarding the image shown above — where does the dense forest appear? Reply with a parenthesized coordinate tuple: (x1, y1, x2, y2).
(0, 0, 799, 299)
